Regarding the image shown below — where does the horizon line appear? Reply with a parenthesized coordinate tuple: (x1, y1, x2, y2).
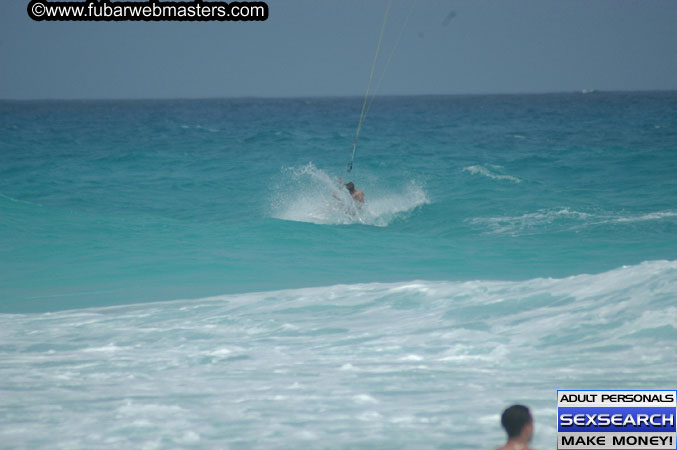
(1, 88, 676, 102)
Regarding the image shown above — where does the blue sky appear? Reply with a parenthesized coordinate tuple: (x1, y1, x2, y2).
(1, 0, 676, 99)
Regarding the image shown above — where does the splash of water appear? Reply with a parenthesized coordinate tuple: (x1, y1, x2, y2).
(270, 163, 429, 227)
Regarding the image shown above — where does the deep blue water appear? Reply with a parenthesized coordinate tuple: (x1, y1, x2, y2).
(1, 92, 676, 448)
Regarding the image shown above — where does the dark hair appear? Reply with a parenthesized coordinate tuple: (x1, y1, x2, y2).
(501, 405, 532, 438)
(345, 182, 355, 194)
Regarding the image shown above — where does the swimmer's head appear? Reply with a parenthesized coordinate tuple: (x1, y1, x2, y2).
(345, 182, 355, 194)
(501, 404, 533, 441)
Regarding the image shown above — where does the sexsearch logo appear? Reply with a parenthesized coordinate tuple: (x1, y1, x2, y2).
(557, 390, 677, 449)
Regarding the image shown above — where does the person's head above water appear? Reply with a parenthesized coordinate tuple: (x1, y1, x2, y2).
(345, 182, 356, 194)
(495, 404, 534, 450)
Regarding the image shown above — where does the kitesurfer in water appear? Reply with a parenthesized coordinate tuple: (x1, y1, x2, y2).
(339, 178, 365, 203)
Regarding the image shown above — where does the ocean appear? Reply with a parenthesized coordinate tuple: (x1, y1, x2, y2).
(1, 92, 676, 448)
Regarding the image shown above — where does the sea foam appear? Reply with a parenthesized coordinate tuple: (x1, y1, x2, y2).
(1, 260, 675, 449)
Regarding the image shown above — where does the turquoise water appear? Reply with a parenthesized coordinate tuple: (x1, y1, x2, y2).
(1, 92, 676, 448)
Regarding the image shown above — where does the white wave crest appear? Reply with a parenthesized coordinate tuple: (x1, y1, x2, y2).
(614, 211, 677, 223)
(469, 208, 590, 235)
(269, 163, 429, 227)
(470, 208, 677, 235)
(463, 165, 521, 183)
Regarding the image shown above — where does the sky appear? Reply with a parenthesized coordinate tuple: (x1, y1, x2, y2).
(1, 0, 676, 99)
